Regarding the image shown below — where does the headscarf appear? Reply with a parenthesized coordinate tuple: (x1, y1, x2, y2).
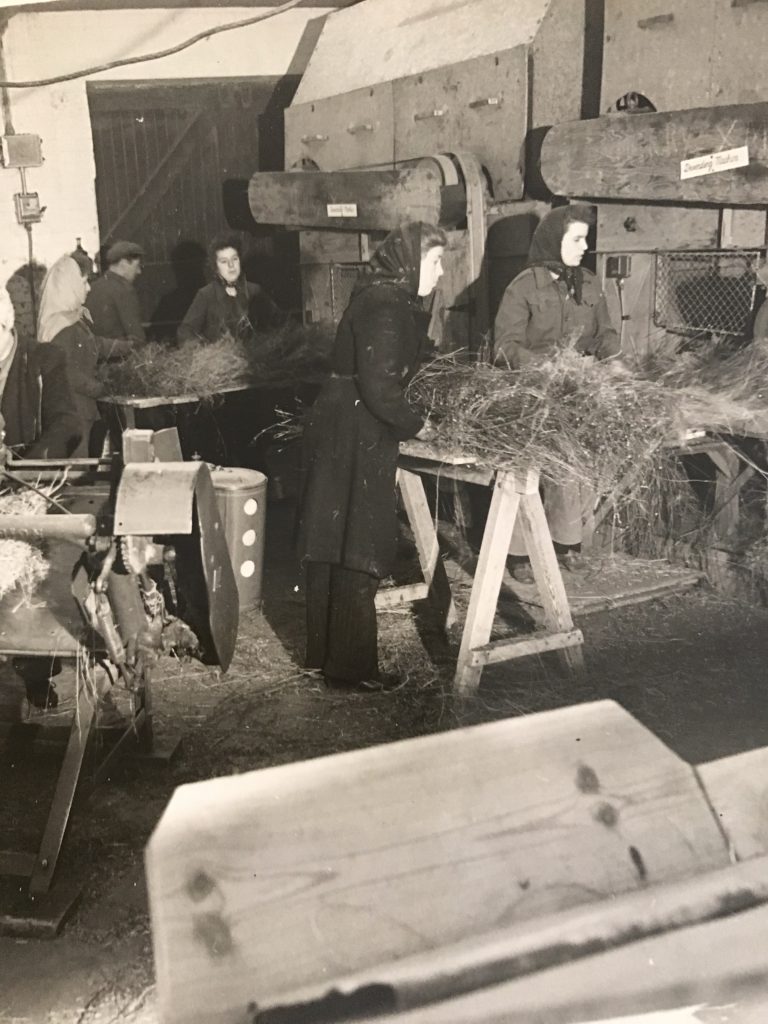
(527, 205, 592, 305)
(37, 255, 91, 343)
(355, 222, 425, 299)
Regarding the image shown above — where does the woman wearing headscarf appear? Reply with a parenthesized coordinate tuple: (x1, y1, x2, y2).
(493, 204, 622, 580)
(0, 286, 80, 459)
(176, 234, 282, 345)
(38, 255, 133, 456)
(296, 221, 446, 691)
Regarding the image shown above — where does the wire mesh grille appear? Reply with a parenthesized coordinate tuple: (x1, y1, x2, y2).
(330, 264, 365, 321)
(654, 250, 762, 336)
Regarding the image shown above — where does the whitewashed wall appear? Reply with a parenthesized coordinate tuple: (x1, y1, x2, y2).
(0, 7, 335, 281)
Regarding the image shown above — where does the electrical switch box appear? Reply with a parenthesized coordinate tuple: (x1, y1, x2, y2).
(14, 192, 43, 224)
(2, 134, 43, 168)
(605, 255, 632, 279)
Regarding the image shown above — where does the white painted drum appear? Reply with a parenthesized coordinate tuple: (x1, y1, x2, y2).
(211, 468, 268, 613)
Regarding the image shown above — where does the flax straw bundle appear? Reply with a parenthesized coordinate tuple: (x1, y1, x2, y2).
(0, 490, 50, 604)
(103, 323, 332, 400)
(103, 336, 251, 399)
(638, 339, 768, 435)
(408, 349, 677, 490)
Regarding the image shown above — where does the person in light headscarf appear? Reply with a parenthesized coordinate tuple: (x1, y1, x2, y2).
(38, 255, 133, 456)
(0, 285, 80, 460)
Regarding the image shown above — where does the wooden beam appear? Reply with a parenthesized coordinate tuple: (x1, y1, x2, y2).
(539, 102, 768, 204)
(469, 629, 583, 666)
(248, 166, 451, 231)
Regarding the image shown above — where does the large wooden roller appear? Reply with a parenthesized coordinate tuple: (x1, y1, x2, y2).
(248, 164, 464, 231)
(538, 101, 768, 205)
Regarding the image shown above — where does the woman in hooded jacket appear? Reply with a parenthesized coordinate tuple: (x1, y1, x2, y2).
(493, 204, 622, 581)
(38, 255, 133, 456)
(296, 221, 446, 691)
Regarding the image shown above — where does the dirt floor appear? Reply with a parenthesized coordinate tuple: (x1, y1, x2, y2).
(2, 497, 768, 1022)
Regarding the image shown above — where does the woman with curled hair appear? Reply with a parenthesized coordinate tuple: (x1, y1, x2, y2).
(297, 221, 446, 692)
(177, 233, 282, 344)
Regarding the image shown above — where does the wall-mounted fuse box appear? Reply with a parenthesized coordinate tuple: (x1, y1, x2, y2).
(2, 134, 43, 168)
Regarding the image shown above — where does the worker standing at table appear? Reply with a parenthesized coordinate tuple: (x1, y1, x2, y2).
(177, 234, 282, 344)
(297, 222, 444, 691)
(494, 204, 622, 581)
(0, 285, 80, 460)
(86, 240, 146, 344)
(38, 255, 134, 456)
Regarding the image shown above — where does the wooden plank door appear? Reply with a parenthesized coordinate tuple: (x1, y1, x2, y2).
(87, 78, 300, 339)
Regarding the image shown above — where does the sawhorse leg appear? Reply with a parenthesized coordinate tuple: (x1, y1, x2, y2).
(396, 468, 457, 629)
(455, 472, 521, 693)
(376, 469, 457, 625)
(518, 486, 585, 675)
(454, 469, 584, 693)
(707, 444, 745, 540)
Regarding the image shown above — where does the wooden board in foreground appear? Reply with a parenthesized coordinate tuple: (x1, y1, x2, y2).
(146, 700, 730, 1024)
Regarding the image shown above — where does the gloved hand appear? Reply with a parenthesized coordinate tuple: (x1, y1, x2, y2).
(604, 355, 632, 377)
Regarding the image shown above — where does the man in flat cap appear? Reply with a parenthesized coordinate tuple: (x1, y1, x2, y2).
(86, 240, 146, 343)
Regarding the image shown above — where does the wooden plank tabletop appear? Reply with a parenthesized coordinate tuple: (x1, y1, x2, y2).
(399, 440, 479, 465)
(98, 383, 254, 409)
(147, 700, 731, 1023)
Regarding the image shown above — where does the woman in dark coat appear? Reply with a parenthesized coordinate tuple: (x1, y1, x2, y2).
(296, 221, 446, 690)
(177, 234, 282, 344)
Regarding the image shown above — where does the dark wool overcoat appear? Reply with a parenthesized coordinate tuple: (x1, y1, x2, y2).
(177, 279, 281, 344)
(296, 263, 428, 578)
(1, 339, 81, 458)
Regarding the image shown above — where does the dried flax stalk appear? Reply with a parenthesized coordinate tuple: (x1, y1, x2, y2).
(407, 349, 677, 490)
(0, 489, 50, 604)
(103, 323, 333, 400)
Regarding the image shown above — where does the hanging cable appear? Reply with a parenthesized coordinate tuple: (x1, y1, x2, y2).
(0, 0, 360, 89)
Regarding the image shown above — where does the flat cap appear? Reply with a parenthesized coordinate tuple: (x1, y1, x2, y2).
(105, 240, 144, 264)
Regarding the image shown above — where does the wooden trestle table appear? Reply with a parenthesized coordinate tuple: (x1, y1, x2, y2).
(375, 441, 584, 693)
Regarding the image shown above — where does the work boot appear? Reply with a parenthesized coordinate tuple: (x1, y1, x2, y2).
(325, 673, 402, 693)
(558, 550, 588, 573)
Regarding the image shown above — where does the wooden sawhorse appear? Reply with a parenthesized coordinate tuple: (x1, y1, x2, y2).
(584, 431, 764, 549)
(376, 446, 584, 693)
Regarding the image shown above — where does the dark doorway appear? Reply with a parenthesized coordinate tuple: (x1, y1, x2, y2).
(87, 77, 301, 340)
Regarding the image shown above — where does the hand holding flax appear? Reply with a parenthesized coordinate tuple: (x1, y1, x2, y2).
(415, 419, 436, 442)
